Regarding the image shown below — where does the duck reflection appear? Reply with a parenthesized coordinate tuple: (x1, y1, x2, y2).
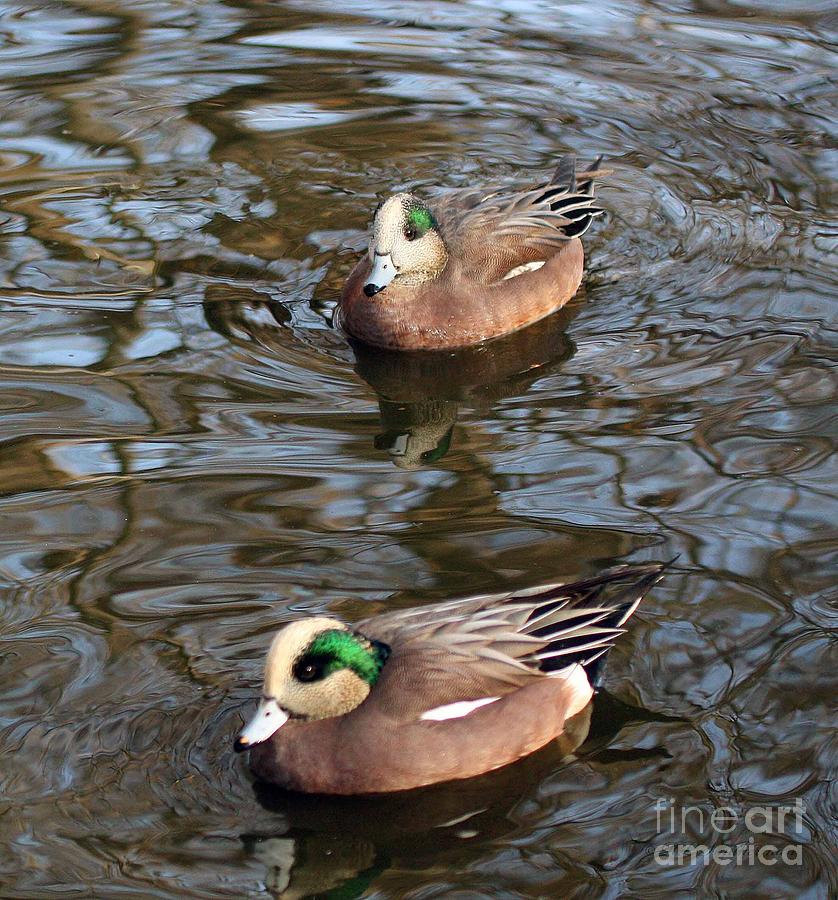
(242, 704, 592, 898)
(373, 397, 456, 467)
(241, 692, 673, 898)
(351, 306, 578, 468)
(201, 287, 578, 468)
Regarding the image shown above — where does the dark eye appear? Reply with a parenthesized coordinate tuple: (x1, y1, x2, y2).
(404, 226, 417, 241)
(293, 655, 325, 683)
(297, 663, 320, 682)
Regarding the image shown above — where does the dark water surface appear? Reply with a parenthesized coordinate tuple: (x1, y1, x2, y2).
(1, 0, 836, 896)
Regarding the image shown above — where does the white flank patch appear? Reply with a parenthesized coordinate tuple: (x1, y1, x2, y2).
(550, 663, 593, 719)
(420, 697, 500, 721)
(502, 260, 545, 280)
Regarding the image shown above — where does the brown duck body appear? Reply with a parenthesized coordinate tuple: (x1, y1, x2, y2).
(337, 155, 604, 351)
(249, 656, 587, 794)
(241, 564, 664, 795)
(339, 240, 584, 351)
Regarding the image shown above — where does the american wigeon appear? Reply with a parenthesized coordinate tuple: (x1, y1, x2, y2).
(338, 155, 605, 350)
(234, 563, 664, 794)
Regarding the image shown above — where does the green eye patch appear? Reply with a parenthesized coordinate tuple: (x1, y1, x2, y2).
(301, 629, 390, 685)
(406, 204, 436, 235)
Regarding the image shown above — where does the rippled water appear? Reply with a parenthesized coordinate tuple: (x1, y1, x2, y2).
(1, 0, 836, 896)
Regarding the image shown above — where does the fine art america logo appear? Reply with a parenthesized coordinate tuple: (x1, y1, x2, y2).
(654, 798, 805, 867)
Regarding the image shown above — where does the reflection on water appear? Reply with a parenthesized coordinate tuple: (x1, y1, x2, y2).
(1, 0, 836, 896)
(355, 308, 577, 467)
(247, 705, 597, 896)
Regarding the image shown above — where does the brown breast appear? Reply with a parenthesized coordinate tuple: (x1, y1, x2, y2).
(247, 676, 586, 794)
(338, 240, 584, 351)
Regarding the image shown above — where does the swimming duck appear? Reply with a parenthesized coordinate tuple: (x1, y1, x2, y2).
(338, 155, 605, 350)
(234, 563, 663, 794)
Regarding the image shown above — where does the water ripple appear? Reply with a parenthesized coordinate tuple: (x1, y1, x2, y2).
(0, 0, 835, 895)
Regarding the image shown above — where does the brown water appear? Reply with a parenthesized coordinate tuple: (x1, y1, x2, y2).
(1, 0, 836, 896)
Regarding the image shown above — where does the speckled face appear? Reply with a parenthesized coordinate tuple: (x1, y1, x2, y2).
(235, 617, 391, 752)
(265, 618, 386, 718)
(364, 193, 448, 294)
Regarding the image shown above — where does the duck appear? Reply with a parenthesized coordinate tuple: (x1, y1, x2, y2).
(233, 562, 664, 794)
(337, 155, 606, 350)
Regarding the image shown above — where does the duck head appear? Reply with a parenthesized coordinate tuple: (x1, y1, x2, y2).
(234, 618, 390, 752)
(363, 193, 448, 296)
